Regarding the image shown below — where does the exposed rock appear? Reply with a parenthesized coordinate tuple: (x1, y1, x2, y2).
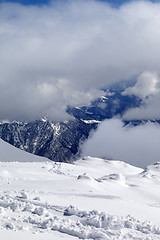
(0, 118, 97, 162)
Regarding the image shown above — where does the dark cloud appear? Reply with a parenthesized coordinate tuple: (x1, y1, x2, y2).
(1, 0, 160, 121)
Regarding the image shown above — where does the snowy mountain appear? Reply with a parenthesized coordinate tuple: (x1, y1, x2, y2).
(0, 119, 97, 162)
(0, 138, 47, 162)
(0, 140, 160, 240)
(67, 89, 142, 121)
(0, 85, 143, 163)
(0, 81, 159, 163)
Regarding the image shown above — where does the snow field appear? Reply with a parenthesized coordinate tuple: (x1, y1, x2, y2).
(0, 148, 160, 239)
(0, 190, 160, 240)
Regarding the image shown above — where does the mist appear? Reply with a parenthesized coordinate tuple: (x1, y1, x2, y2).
(82, 118, 160, 168)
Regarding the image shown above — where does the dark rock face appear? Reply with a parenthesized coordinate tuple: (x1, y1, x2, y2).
(0, 119, 97, 162)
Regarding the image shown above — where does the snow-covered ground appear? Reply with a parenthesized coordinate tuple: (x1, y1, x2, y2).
(0, 139, 160, 239)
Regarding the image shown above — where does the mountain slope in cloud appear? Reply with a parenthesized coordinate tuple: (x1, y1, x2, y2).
(67, 79, 142, 121)
(0, 75, 159, 166)
(122, 71, 160, 120)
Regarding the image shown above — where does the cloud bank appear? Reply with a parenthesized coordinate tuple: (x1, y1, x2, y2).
(1, 0, 160, 120)
(123, 71, 160, 120)
(82, 118, 160, 168)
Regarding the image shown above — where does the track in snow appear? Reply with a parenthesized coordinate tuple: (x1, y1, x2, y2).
(0, 190, 160, 240)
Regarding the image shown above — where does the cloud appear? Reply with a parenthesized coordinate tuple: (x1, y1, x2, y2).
(82, 118, 160, 168)
(122, 71, 160, 120)
(122, 94, 160, 120)
(122, 71, 160, 99)
(1, 0, 160, 120)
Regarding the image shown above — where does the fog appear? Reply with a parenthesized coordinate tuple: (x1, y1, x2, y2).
(82, 118, 160, 167)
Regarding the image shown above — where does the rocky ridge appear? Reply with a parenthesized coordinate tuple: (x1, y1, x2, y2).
(0, 118, 96, 162)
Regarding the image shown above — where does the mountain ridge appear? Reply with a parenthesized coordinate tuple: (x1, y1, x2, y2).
(0, 81, 159, 162)
(0, 118, 97, 162)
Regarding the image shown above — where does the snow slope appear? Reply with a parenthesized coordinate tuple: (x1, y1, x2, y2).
(0, 139, 160, 239)
(0, 139, 47, 162)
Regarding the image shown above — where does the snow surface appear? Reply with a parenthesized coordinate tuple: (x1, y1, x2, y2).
(0, 139, 160, 239)
(0, 139, 46, 162)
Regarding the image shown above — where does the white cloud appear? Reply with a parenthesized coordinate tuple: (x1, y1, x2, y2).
(1, 1, 160, 120)
(82, 118, 160, 168)
(122, 94, 160, 120)
(122, 71, 160, 120)
(122, 71, 160, 99)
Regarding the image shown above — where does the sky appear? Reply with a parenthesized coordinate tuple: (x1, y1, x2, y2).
(0, 0, 138, 6)
(1, 0, 160, 121)
(1, 0, 160, 166)
(0, 0, 160, 6)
